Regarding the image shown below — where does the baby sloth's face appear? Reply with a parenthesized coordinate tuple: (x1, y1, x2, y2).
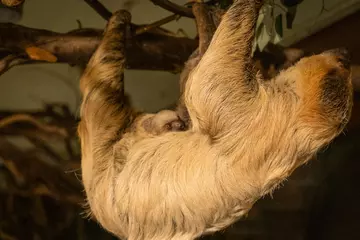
(274, 48, 353, 147)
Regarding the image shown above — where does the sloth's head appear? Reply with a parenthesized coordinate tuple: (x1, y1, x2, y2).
(268, 48, 352, 150)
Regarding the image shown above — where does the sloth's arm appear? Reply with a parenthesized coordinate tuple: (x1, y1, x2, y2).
(177, 3, 217, 125)
(77, 11, 135, 193)
(184, 0, 264, 136)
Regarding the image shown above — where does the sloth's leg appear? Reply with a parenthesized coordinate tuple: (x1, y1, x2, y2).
(184, 0, 264, 136)
(177, 2, 218, 127)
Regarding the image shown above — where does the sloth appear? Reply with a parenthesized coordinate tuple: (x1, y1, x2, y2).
(77, 0, 353, 239)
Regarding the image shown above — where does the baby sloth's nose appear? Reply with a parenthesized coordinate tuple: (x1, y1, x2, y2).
(326, 48, 351, 69)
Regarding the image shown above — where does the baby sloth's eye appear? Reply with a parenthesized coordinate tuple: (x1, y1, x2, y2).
(164, 120, 186, 132)
(164, 123, 172, 131)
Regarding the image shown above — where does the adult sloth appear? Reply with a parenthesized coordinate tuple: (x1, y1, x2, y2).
(77, 0, 353, 239)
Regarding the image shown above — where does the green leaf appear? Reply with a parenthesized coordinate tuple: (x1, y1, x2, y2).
(285, 5, 297, 29)
(255, 22, 264, 40)
(275, 14, 283, 38)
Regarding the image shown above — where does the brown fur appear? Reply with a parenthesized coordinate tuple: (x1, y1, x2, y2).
(253, 42, 305, 79)
(77, 1, 353, 239)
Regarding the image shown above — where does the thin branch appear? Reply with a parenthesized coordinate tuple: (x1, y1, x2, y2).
(150, 0, 194, 18)
(0, 54, 29, 74)
(319, 0, 329, 15)
(82, 0, 182, 36)
(26, 136, 66, 163)
(192, 2, 216, 56)
(2, 158, 26, 186)
(83, 0, 112, 21)
(5, 183, 84, 205)
(135, 14, 180, 35)
(0, 138, 84, 205)
(0, 105, 79, 167)
(0, 106, 78, 141)
(0, 114, 68, 137)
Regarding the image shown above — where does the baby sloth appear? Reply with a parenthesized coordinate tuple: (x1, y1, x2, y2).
(77, 0, 353, 240)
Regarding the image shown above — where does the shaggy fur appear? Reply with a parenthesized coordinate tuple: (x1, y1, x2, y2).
(77, 1, 353, 239)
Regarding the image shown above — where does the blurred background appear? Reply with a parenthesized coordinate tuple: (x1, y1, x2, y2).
(0, 0, 360, 239)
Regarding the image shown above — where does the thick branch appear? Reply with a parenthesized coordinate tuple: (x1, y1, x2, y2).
(150, 0, 194, 18)
(0, 23, 197, 75)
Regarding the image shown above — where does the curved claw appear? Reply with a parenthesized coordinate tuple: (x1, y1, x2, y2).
(106, 10, 132, 30)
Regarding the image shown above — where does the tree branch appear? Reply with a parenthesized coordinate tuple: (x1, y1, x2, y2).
(0, 114, 68, 137)
(82, 0, 178, 36)
(135, 14, 180, 35)
(83, 0, 112, 21)
(0, 138, 84, 205)
(0, 23, 197, 75)
(192, 2, 216, 55)
(0, 105, 78, 140)
(150, 0, 194, 18)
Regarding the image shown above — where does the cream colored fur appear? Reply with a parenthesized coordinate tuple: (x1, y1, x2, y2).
(77, 1, 353, 239)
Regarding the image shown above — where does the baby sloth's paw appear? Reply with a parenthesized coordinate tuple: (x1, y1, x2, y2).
(142, 110, 186, 135)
